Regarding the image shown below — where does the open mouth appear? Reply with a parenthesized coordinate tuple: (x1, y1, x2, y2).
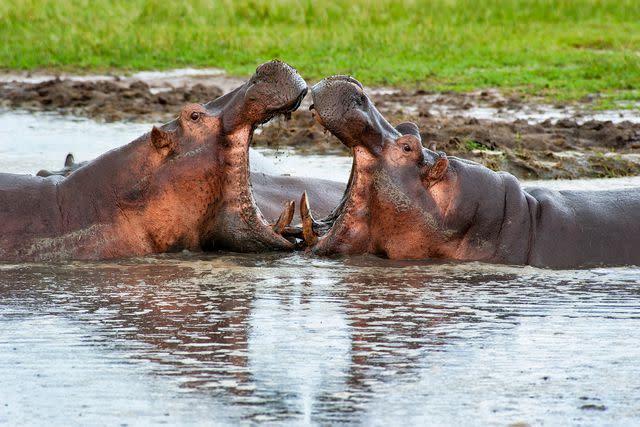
(292, 76, 396, 253)
(262, 87, 308, 124)
(207, 61, 311, 253)
(236, 86, 310, 251)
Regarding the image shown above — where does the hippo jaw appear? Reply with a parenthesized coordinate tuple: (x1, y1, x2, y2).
(303, 76, 456, 258)
(309, 76, 398, 152)
(300, 76, 399, 255)
(200, 60, 308, 252)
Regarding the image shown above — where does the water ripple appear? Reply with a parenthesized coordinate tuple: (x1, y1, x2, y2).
(1, 253, 639, 425)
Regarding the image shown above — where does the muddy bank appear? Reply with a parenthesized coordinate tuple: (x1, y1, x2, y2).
(1, 76, 639, 179)
(0, 78, 223, 122)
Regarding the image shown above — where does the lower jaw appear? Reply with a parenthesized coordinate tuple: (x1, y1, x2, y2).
(298, 151, 377, 254)
(206, 132, 295, 252)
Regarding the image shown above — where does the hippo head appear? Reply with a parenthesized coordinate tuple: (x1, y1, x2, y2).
(169, 60, 307, 252)
(304, 76, 463, 259)
(59, 60, 307, 256)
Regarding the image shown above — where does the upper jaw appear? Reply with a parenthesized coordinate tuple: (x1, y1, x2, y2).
(261, 86, 308, 124)
(205, 60, 308, 130)
(310, 78, 362, 145)
(250, 60, 308, 123)
(310, 78, 398, 155)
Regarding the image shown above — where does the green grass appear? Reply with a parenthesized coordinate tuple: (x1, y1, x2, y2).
(1, 0, 639, 103)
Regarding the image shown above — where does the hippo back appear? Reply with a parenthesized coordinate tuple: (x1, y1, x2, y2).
(0, 173, 63, 247)
(526, 187, 640, 267)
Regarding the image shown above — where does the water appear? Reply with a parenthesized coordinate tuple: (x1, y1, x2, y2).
(1, 256, 639, 425)
(1, 110, 640, 425)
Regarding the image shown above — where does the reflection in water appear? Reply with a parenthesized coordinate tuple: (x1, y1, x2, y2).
(1, 254, 639, 425)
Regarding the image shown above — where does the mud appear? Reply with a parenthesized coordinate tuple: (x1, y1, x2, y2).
(1, 76, 639, 179)
(0, 78, 223, 122)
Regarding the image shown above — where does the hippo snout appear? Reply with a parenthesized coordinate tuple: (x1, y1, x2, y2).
(310, 77, 363, 133)
(252, 60, 307, 113)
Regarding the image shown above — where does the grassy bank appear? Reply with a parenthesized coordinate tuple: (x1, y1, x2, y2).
(1, 0, 639, 103)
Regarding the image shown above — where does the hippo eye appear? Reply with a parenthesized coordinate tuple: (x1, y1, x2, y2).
(190, 111, 201, 121)
(403, 144, 411, 152)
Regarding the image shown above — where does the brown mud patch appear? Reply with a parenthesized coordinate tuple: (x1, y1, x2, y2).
(1, 77, 639, 180)
(0, 78, 223, 122)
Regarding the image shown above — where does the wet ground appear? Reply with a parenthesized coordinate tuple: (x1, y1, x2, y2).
(1, 72, 640, 425)
(1, 70, 639, 179)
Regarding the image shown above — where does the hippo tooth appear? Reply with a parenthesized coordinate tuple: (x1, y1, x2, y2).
(272, 200, 295, 235)
(300, 191, 319, 246)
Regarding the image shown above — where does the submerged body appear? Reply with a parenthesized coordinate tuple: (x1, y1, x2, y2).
(0, 61, 308, 261)
(305, 75, 640, 268)
(253, 173, 344, 222)
(369, 157, 640, 268)
(524, 185, 639, 267)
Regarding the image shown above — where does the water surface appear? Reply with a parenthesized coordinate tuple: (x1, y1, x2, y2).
(1, 109, 639, 426)
(1, 255, 639, 425)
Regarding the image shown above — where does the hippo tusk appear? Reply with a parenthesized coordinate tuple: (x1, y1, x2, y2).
(272, 200, 295, 235)
(300, 191, 319, 246)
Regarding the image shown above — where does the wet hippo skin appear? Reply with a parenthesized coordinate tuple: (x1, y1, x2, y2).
(0, 61, 309, 261)
(303, 75, 640, 268)
(36, 150, 345, 227)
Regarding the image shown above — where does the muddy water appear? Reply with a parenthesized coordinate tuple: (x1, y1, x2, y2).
(1, 256, 639, 425)
(1, 110, 640, 425)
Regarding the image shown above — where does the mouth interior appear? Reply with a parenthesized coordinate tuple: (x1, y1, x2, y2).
(240, 87, 311, 249)
(297, 82, 394, 249)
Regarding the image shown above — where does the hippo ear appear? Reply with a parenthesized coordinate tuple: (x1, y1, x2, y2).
(395, 122, 421, 141)
(427, 155, 449, 182)
(64, 153, 75, 167)
(150, 126, 176, 156)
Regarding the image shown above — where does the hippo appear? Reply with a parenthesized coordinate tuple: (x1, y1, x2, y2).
(302, 75, 640, 268)
(36, 154, 87, 178)
(0, 60, 309, 261)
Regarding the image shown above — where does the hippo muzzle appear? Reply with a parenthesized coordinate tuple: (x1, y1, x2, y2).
(207, 60, 307, 134)
(249, 60, 308, 120)
(310, 75, 398, 154)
